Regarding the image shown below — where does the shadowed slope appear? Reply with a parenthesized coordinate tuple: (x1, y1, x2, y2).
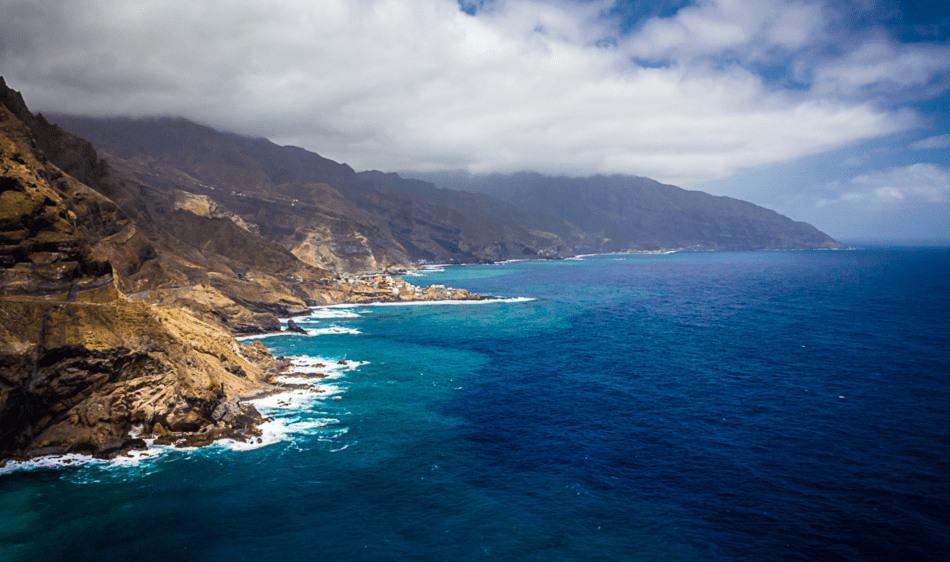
(406, 171, 846, 252)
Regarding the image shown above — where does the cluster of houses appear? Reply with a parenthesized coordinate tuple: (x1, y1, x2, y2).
(326, 275, 481, 301)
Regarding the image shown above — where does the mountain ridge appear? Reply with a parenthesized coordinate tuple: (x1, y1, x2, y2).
(404, 170, 846, 252)
(48, 114, 578, 267)
(50, 114, 844, 265)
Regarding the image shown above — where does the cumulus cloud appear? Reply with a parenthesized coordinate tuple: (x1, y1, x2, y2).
(625, 0, 827, 60)
(0, 0, 946, 184)
(815, 163, 950, 208)
(809, 39, 950, 100)
(910, 134, 950, 150)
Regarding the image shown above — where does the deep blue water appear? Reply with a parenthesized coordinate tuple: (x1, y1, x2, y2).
(2, 249, 949, 561)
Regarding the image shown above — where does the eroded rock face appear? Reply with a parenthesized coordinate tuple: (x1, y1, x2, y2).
(0, 297, 278, 459)
(0, 97, 282, 462)
(134, 283, 283, 335)
(47, 114, 576, 270)
(0, 78, 493, 463)
(0, 128, 112, 297)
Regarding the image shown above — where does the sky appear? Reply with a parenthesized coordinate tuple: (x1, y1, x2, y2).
(1, 0, 949, 241)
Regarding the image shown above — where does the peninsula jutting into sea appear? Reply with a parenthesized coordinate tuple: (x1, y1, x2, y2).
(0, 77, 846, 464)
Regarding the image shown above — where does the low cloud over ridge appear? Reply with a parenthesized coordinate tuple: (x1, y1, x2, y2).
(1, 0, 948, 185)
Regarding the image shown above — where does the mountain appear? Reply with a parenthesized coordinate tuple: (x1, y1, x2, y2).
(46, 116, 576, 267)
(0, 78, 502, 463)
(0, 79, 283, 460)
(405, 171, 846, 252)
(48, 115, 843, 268)
(0, 74, 845, 462)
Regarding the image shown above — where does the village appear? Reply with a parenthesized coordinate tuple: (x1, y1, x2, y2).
(326, 274, 489, 303)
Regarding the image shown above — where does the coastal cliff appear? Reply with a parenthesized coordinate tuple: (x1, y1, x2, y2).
(0, 72, 841, 463)
(406, 171, 847, 252)
(0, 79, 485, 463)
(46, 115, 583, 267)
(0, 102, 281, 460)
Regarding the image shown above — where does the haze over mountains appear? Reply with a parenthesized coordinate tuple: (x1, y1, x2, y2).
(49, 115, 576, 268)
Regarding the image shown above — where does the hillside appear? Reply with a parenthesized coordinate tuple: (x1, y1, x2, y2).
(0, 74, 846, 462)
(46, 116, 576, 267)
(406, 171, 846, 252)
(0, 78, 486, 462)
(0, 84, 283, 460)
(49, 113, 845, 266)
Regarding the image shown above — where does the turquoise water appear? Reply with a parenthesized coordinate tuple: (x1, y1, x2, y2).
(2, 249, 949, 561)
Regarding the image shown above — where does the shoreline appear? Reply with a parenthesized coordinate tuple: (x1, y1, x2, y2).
(0, 354, 367, 475)
(1, 297, 536, 473)
(0, 276, 510, 473)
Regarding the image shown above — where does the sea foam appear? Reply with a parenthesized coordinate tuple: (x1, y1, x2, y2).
(0, 354, 366, 476)
(353, 297, 535, 307)
(304, 326, 362, 336)
(290, 307, 363, 322)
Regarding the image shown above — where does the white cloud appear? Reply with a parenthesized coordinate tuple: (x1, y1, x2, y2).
(910, 134, 950, 150)
(0, 0, 943, 185)
(810, 39, 950, 99)
(815, 164, 950, 208)
(625, 0, 827, 60)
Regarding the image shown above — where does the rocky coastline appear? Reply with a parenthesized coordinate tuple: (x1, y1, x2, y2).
(0, 78, 494, 467)
(0, 265, 490, 467)
(3, 67, 843, 468)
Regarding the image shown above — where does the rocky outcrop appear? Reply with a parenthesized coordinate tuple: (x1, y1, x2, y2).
(0, 110, 113, 299)
(0, 92, 284, 462)
(0, 297, 279, 459)
(3, 89, 341, 335)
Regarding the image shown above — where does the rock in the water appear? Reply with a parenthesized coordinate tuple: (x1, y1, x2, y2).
(285, 319, 307, 334)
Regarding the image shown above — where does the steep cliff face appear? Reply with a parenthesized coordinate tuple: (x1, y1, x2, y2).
(0, 295, 278, 460)
(0, 79, 491, 463)
(1, 80, 343, 335)
(0, 93, 280, 462)
(53, 112, 845, 260)
(48, 115, 576, 268)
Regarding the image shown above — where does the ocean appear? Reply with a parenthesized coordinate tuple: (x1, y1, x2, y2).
(2, 248, 948, 561)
